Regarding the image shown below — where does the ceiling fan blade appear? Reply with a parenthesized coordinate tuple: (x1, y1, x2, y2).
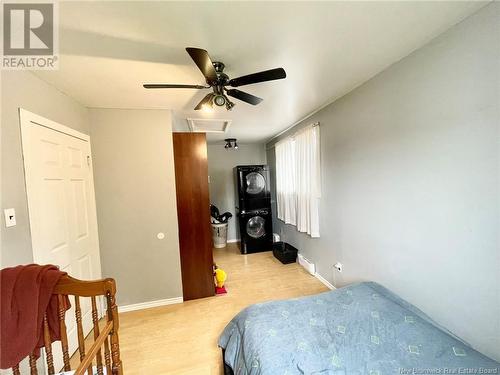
(186, 47, 218, 85)
(194, 93, 215, 110)
(143, 84, 209, 89)
(226, 89, 263, 105)
(228, 68, 286, 87)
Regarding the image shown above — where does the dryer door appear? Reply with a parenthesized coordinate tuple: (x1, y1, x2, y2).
(246, 215, 266, 238)
(246, 172, 266, 196)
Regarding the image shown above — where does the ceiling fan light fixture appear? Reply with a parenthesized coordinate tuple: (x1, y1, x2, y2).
(195, 93, 215, 111)
(214, 95, 226, 107)
(201, 102, 213, 112)
(226, 100, 235, 111)
(224, 138, 238, 150)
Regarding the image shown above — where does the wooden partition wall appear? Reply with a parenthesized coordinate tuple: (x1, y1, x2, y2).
(172, 133, 215, 300)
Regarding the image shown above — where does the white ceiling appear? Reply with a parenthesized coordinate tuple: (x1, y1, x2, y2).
(34, 1, 486, 143)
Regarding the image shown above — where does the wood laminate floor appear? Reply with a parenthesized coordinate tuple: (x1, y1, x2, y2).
(118, 243, 328, 374)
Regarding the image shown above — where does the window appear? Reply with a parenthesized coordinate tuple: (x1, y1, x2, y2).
(275, 124, 321, 237)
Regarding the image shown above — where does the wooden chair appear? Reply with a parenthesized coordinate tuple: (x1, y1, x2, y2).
(10, 276, 123, 375)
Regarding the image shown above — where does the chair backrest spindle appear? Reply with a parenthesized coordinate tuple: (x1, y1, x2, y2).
(91, 296, 105, 375)
(104, 336, 112, 374)
(74, 296, 86, 362)
(42, 315, 55, 374)
(57, 294, 71, 371)
(74, 296, 94, 375)
(107, 292, 122, 375)
(28, 353, 38, 375)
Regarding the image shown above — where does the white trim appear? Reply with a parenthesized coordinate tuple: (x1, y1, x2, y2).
(226, 238, 240, 243)
(297, 253, 315, 275)
(19, 108, 89, 141)
(119, 297, 183, 313)
(314, 272, 335, 290)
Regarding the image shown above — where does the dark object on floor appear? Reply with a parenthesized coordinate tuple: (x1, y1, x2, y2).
(272, 242, 298, 264)
(210, 204, 233, 224)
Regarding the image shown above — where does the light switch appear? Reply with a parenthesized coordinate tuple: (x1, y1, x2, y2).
(4, 208, 16, 227)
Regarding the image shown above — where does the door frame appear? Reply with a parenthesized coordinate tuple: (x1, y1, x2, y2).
(20, 108, 89, 143)
(19, 108, 103, 281)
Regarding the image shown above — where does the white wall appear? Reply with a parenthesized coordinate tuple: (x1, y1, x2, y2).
(267, 3, 499, 360)
(89, 109, 183, 306)
(207, 144, 267, 241)
(1, 71, 90, 267)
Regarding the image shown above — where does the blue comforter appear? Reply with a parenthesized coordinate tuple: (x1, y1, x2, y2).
(219, 282, 499, 374)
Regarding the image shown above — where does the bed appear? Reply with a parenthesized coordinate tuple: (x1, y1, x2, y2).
(219, 282, 499, 374)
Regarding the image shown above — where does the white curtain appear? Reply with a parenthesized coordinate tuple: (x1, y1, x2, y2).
(294, 125, 321, 237)
(276, 137, 296, 225)
(275, 124, 321, 237)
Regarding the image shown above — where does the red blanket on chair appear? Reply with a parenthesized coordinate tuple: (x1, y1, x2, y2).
(0, 264, 70, 369)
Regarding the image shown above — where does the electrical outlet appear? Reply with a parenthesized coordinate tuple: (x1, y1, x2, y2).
(334, 262, 343, 273)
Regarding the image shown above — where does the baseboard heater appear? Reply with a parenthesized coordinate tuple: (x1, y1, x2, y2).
(297, 253, 316, 275)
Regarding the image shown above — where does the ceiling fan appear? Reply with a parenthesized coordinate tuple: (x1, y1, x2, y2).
(143, 47, 286, 111)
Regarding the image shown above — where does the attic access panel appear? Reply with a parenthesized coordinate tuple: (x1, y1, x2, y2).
(187, 118, 232, 133)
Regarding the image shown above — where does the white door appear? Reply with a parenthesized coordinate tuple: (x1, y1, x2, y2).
(20, 109, 102, 372)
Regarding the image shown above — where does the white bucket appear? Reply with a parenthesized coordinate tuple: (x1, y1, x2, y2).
(211, 222, 228, 248)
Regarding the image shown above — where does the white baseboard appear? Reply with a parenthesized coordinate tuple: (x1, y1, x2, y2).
(314, 272, 335, 290)
(119, 296, 183, 313)
(227, 239, 240, 243)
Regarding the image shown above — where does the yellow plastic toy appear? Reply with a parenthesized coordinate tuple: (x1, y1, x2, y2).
(214, 266, 227, 294)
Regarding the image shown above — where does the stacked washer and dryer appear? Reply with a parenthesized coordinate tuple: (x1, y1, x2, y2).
(234, 165, 273, 254)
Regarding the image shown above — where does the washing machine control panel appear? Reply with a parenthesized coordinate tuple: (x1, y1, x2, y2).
(240, 209, 269, 216)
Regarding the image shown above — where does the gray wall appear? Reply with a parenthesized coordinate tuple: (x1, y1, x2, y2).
(1, 71, 90, 267)
(267, 4, 499, 360)
(89, 109, 183, 306)
(207, 144, 267, 241)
